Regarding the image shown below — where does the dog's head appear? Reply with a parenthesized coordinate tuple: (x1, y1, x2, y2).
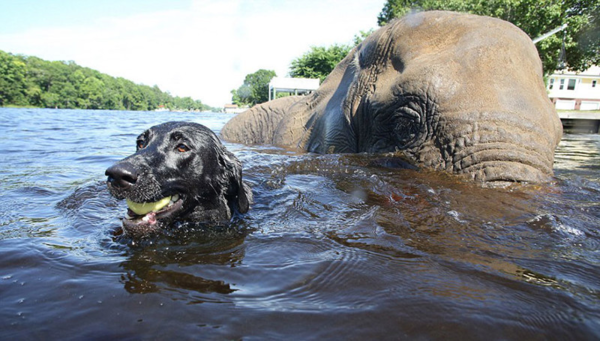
(105, 121, 251, 238)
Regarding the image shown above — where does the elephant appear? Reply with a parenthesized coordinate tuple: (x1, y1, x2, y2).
(221, 11, 563, 184)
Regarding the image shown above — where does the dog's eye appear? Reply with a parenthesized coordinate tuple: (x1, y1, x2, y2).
(176, 144, 189, 153)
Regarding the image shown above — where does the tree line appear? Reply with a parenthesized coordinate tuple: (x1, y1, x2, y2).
(232, 0, 598, 107)
(0, 50, 214, 111)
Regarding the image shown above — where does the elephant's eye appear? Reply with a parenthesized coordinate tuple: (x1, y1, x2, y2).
(391, 103, 426, 149)
(137, 140, 146, 149)
(176, 144, 189, 153)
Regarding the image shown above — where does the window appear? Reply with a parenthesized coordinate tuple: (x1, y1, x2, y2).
(593, 80, 597, 88)
(549, 78, 554, 90)
(559, 79, 565, 90)
(567, 79, 577, 90)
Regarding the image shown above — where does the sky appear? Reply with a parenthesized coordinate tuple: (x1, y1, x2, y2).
(0, 0, 386, 107)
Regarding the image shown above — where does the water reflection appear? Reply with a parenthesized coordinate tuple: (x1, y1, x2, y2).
(99, 147, 599, 320)
(3, 109, 600, 339)
(555, 134, 600, 181)
(119, 233, 246, 296)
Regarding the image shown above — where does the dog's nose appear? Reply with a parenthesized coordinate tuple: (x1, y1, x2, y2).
(105, 162, 138, 189)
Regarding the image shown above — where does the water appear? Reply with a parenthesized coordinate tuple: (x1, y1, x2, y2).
(1, 108, 599, 339)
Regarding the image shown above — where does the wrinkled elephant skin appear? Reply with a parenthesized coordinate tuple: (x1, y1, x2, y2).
(222, 11, 562, 184)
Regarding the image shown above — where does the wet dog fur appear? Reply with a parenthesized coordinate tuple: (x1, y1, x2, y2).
(105, 121, 251, 238)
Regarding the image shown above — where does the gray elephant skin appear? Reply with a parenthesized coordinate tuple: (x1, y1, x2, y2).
(221, 11, 563, 184)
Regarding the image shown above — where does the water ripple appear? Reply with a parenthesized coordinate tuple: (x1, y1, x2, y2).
(1, 109, 600, 339)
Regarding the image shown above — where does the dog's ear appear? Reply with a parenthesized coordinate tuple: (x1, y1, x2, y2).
(236, 182, 252, 214)
(219, 149, 252, 214)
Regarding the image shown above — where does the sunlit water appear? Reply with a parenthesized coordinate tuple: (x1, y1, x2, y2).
(1, 108, 599, 339)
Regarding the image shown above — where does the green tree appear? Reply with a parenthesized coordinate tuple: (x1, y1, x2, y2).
(231, 69, 276, 106)
(289, 44, 352, 82)
(79, 76, 105, 109)
(288, 31, 372, 83)
(0, 49, 215, 111)
(231, 85, 252, 106)
(377, 0, 600, 73)
(0, 51, 28, 106)
(41, 92, 60, 108)
(58, 82, 77, 108)
(353, 30, 374, 46)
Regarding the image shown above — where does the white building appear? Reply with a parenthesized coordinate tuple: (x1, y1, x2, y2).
(223, 104, 247, 114)
(547, 66, 600, 110)
(269, 77, 320, 101)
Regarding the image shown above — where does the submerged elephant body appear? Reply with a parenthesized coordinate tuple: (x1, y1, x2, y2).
(222, 11, 562, 183)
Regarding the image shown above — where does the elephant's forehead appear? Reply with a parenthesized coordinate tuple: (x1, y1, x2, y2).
(388, 11, 534, 61)
(366, 12, 545, 110)
(356, 11, 557, 142)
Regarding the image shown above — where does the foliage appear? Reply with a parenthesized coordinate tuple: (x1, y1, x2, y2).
(377, 0, 600, 74)
(289, 45, 352, 82)
(353, 30, 375, 46)
(231, 69, 276, 106)
(0, 52, 27, 106)
(288, 31, 373, 83)
(0, 50, 214, 111)
(569, 2, 600, 71)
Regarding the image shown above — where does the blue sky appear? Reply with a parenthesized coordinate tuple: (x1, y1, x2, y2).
(0, 0, 385, 107)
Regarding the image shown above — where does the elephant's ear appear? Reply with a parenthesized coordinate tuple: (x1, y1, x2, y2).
(219, 149, 252, 214)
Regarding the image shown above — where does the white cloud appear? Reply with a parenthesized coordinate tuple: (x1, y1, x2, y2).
(0, 0, 384, 107)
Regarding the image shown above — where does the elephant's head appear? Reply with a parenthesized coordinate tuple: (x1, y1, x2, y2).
(222, 11, 563, 184)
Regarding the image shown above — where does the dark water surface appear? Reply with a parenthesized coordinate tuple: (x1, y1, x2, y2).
(1, 108, 599, 339)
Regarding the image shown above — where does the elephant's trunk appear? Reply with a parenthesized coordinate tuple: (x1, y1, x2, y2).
(436, 109, 561, 184)
(454, 144, 554, 183)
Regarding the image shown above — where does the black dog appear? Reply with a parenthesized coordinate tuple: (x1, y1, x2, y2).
(105, 121, 251, 238)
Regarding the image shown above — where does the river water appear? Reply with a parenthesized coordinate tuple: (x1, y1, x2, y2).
(1, 108, 599, 339)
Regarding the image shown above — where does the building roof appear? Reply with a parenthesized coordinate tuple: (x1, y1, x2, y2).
(551, 66, 600, 78)
(269, 77, 320, 92)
